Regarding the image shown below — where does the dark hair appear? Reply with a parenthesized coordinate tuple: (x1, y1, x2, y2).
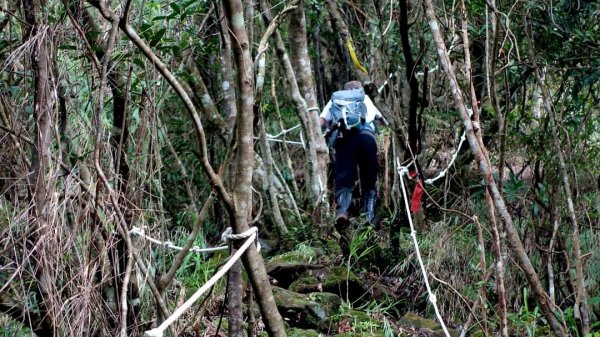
(343, 81, 362, 90)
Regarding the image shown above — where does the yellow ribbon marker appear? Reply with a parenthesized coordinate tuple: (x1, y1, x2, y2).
(346, 38, 368, 75)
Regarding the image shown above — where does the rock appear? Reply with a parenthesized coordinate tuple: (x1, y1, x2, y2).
(205, 317, 229, 335)
(258, 238, 276, 254)
(287, 327, 324, 337)
(272, 286, 342, 330)
(289, 266, 366, 303)
(266, 256, 324, 289)
(399, 312, 457, 337)
(330, 309, 391, 337)
(399, 312, 439, 330)
(333, 333, 383, 337)
(369, 279, 398, 301)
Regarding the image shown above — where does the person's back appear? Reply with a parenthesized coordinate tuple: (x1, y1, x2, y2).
(320, 80, 381, 256)
(329, 87, 367, 130)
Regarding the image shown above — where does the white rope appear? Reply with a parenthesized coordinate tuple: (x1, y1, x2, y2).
(143, 227, 260, 337)
(395, 158, 451, 337)
(299, 130, 305, 149)
(381, 0, 395, 36)
(378, 72, 395, 94)
(253, 123, 304, 146)
(254, 136, 304, 146)
(424, 108, 472, 184)
(220, 227, 233, 242)
(130, 227, 229, 253)
(266, 123, 302, 139)
(130, 226, 261, 253)
(400, 158, 415, 170)
(225, 226, 261, 252)
(424, 132, 466, 185)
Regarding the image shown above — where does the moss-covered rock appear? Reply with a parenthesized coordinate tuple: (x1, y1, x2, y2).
(272, 286, 342, 331)
(329, 309, 389, 336)
(333, 333, 382, 337)
(399, 312, 457, 337)
(206, 317, 229, 335)
(266, 259, 325, 289)
(286, 327, 323, 337)
(289, 266, 366, 303)
(268, 251, 313, 264)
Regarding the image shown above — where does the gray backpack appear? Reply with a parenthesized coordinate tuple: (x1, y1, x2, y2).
(330, 88, 367, 130)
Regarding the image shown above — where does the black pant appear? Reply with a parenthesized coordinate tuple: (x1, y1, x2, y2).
(334, 129, 378, 197)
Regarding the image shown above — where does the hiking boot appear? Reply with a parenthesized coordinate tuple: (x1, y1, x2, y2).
(335, 215, 351, 257)
(335, 189, 353, 221)
(335, 189, 353, 256)
(363, 189, 378, 228)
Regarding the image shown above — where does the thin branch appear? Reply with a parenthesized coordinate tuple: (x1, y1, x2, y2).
(123, 0, 135, 23)
(60, 0, 102, 75)
(0, 5, 30, 26)
(255, 1, 298, 64)
(422, 0, 567, 334)
(158, 193, 216, 290)
(0, 294, 51, 337)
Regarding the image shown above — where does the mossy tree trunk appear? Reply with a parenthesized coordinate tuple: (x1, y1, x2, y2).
(289, 0, 329, 212)
(223, 0, 287, 335)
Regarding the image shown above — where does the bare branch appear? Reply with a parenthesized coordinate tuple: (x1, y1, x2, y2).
(87, 0, 233, 212)
(422, 0, 568, 335)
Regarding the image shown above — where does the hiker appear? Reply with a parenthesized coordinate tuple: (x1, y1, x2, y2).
(320, 80, 383, 253)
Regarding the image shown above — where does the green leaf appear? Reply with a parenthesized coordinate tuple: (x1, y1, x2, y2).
(150, 28, 166, 47)
(181, 8, 196, 20)
(152, 15, 170, 21)
(132, 57, 146, 68)
(58, 44, 78, 50)
(179, 38, 188, 50)
(169, 2, 181, 14)
(139, 23, 153, 40)
(0, 39, 8, 49)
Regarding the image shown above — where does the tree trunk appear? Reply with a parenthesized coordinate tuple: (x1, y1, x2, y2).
(261, 0, 322, 205)
(535, 66, 590, 335)
(185, 59, 228, 137)
(460, 1, 508, 334)
(74, 4, 141, 331)
(255, 15, 291, 234)
(272, 68, 300, 195)
(22, 0, 57, 334)
(289, 0, 329, 209)
(218, 1, 238, 135)
(228, 257, 245, 337)
(485, 191, 508, 337)
(324, 0, 369, 83)
(222, 0, 287, 336)
(399, 0, 420, 158)
(257, 109, 289, 234)
(484, 1, 507, 189)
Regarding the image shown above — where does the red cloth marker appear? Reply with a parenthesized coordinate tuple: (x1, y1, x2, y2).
(410, 179, 424, 213)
